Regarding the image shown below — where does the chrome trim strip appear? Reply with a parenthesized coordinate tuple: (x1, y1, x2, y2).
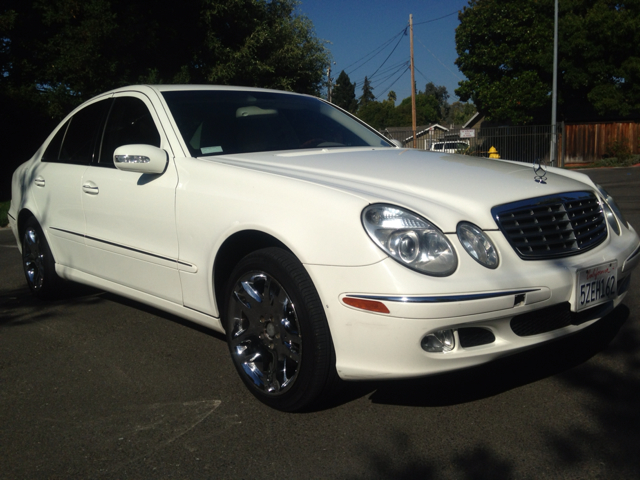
(49, 227, 195, 269)
(345, 289, 540, 304)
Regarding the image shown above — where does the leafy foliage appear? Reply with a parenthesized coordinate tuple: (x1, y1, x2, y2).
(445, 101, 478, 126)
(1, 0, 329, 119)
(455, 0, 640, 124)
(604, 139, 633, 162)
(424, 82, 450, 119)
(332, 70, 358, 113)
(355, 81, 475, 131)
(0, 0, 329, 199)
(359, 76, 375, 107)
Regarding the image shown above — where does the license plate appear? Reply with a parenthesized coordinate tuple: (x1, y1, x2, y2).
(574, 261, 617, 312)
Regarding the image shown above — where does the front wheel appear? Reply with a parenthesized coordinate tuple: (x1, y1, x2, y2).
(22, 217, 63, 299)
(224, 248, 337, 411)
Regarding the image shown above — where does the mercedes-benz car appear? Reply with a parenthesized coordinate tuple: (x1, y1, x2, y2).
(8, 85, 640, 411)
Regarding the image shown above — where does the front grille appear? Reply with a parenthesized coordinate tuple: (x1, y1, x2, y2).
(492, 192, 607, 260)
(510, 301, 612, 336)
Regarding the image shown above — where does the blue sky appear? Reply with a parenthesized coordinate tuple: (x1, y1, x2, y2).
(298, 0, 471, 104)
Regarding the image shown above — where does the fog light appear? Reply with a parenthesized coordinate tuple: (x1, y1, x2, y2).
(421, 329, 455, 353)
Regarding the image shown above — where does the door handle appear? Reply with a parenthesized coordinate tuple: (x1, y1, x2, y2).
(82, 181, 99, 195)
(34, 176, 45, 187)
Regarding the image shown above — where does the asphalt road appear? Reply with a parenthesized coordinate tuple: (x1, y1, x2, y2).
(2, 167, 640, 479)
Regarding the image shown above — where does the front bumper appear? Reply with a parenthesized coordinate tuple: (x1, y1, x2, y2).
(306, 228, 640, 381)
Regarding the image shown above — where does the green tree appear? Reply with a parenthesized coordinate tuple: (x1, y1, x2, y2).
(332, 70, 358, 113)
(394, 93, 441, 126)
(357, 100, 396, 130)
(1, 0, 329, 120)
(455, 0, 640, 124)
(359, 76, 375, 108)
(198, 0, 329, 94)
(424, 82, 450, 119)
(0, 0, 329, 199)
(445, 101, 477, 126)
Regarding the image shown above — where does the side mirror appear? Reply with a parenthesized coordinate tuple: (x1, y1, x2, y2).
(389, 139, 403, 148)
(113, 144, 168, 174)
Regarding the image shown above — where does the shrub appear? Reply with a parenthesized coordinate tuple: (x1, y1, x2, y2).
(604, 139, 633, 163)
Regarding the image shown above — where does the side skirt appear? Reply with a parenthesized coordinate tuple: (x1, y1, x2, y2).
(56, 264, 224, 333)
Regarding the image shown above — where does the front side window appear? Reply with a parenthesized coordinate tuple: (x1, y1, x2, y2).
(162, 90, 392, 157)
(99, 97, 161, 167)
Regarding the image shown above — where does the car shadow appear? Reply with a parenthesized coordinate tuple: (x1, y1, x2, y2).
(99, 291, 227, 341)
(1, 274, 629, 412)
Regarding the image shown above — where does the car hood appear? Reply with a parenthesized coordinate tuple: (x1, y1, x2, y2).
(206, 148, 595, 232)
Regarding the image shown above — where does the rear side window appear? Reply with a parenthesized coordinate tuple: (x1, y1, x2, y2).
(42, 121, 70, 162)
(98, 97, 161, 167)
(53, 100, 110, 165)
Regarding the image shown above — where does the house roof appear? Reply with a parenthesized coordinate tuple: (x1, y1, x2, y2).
(400, 124, 449, 142)
(462, 112, 481, 129)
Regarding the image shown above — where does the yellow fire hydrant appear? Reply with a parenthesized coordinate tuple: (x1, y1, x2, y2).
(489, 146, 500, 159)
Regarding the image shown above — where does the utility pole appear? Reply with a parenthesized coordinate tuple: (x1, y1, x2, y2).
(327, 63, 335, 103)
(410, 14, 417, 148)
(550, 0, 558, 166)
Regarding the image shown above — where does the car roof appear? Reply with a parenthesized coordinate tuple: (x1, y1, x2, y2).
(105, 84, 313, 98)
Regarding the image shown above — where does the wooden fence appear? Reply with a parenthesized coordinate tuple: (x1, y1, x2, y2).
(383, 121, 640, 165)
(563, 121, 640, 164)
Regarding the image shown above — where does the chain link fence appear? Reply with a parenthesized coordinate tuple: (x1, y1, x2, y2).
(382, 125, 558, 165)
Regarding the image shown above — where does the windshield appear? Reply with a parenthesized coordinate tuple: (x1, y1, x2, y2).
(162, 90, 392, 157)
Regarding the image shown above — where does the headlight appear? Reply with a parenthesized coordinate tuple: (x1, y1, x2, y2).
(362, 204, 458, 276)
(596, 184, 628, 230)
(457, 222, 499, 269)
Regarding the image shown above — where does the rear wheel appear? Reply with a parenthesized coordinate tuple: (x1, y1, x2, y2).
(224, 248, 336, 411)
(22, 217, 63, 299)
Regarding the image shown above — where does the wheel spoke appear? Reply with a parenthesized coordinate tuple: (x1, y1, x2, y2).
(23, 228, 44, 290)
(228, 269, 302, 396)
(240, 279, 263, 305)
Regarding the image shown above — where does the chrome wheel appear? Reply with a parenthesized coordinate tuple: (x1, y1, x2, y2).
(23, 227, 45, 292)
(228, 271, 302, 395)
(21, 217, 63, 299)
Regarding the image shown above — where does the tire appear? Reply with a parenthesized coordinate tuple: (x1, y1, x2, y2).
(224, 247, 337, 411)
(22, 217, 64, 299)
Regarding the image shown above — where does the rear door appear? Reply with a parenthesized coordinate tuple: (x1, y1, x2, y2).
(28, 98, 111, 270)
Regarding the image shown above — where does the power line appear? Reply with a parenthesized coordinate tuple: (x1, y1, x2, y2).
(367, 29, 406, 81)
(413, 65, 431, 85)
(372, 62, 410, 90)
(344, 28, 406, 75)
(349, 10, 461, 99)
(413, 10, 459, 26)
(354, 60, 409, 87)
(374, 65, 411, 100)
(416, 38, 462, 81)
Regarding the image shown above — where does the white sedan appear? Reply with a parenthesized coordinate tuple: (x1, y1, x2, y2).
(8, 85, 640, 411)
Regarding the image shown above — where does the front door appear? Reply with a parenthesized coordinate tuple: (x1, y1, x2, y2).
(81, 92, 182, 303)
